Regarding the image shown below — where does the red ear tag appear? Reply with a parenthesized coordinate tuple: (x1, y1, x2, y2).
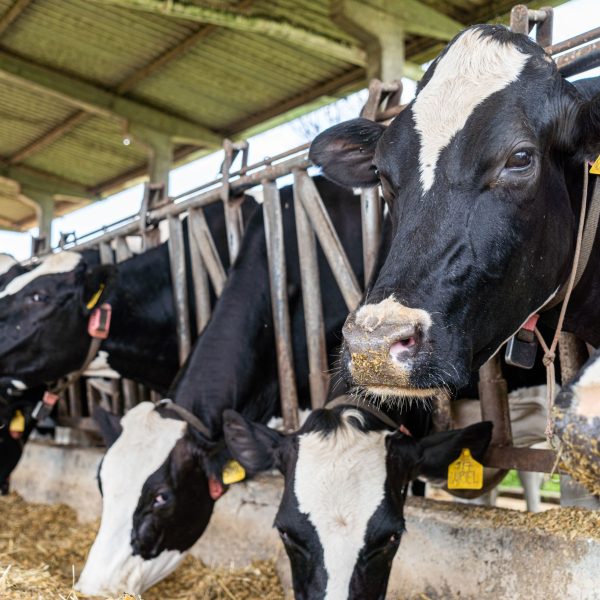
(42, 391, 59, 407)
(208, 476, 226, 500)
(88, 303, 112, 339)
(399, 424, 412, 436)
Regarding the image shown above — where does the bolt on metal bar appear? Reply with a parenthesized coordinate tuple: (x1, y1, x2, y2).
(262, 180, 299, 431)
(293, 169, 330, 409)
(295, 173, 362, 311)
(167, 215, 192, 364)
(187, 208, 213, 333)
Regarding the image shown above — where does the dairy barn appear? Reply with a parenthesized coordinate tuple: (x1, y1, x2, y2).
(0, 0, 599, 598)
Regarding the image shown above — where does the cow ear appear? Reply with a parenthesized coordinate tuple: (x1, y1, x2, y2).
(82, 264, 116, 310)
(569, 92, 600, 160)
(417, 421, 493, 480)
(93, 405, 123, 448)
(309, 118, 386, 188)
(223, 409, 284, 475)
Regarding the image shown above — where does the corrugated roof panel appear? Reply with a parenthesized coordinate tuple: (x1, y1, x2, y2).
(130, 29, 351, 129)
(23, 115, 147, 186)
(1, 0, 199, 87)
(0, 80, 73, 156)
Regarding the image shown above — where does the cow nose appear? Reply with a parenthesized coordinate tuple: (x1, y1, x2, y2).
(342, 297, 432, 387)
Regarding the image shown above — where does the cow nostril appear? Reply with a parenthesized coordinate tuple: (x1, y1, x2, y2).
(390, 332, 420, 360)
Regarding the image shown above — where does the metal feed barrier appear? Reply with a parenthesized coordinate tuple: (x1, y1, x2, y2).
(48, 7, 600, 488)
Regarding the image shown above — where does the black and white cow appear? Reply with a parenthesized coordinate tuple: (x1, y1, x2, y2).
(310, 26, 600, 487)
(223, 405, 492, 600)
(76, 177, 365, 595)
(0, 200, 255, 396)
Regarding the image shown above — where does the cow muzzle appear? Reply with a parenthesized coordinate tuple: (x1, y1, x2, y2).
(342, 296, 433, 395)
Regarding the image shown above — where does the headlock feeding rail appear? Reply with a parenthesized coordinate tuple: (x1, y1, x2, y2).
(48, 6, 600, 494)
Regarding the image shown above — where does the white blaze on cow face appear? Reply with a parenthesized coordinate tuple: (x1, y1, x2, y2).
(294, 410, 388, 600)
(413, 27, 529, 192)
(76, 402, 187, 595)
(0, 252, 82, 299)
(0, 254, 16, 276)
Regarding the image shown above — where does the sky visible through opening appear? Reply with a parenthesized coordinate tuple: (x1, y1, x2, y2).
(1, 0, 598, 260)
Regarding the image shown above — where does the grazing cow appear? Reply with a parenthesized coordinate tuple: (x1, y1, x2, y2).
(310, 27, 600, 484)
(223, 405, 492, 600)
(0, 200, 255, 395)
(76, 177, 365, 595)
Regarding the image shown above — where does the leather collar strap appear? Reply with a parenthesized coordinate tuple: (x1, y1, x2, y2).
(156, 398, 213, 439)
(325, 395, 400, 430)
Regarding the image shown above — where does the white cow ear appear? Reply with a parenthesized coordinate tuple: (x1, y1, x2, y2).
(223, 410, 284, 475)
(417, 421, 493, 480)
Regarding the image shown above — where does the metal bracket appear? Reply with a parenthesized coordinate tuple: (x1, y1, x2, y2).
(360, 78, 404, 124)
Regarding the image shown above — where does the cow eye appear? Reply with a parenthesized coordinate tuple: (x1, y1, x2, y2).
(153, 491, 171, 508)
(29, 292, 48, 303)
(505, 149, 533, 170)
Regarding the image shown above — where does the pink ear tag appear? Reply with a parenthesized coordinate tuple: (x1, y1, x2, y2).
(399, 424, 412, 436)
(208, 476, 225, 500)
(88, 303, 112, 339)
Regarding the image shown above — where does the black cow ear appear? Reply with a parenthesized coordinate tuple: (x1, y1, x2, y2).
(309, 118, 386, 188)
(569, 92, 600, 159)
(223, 410, 284, 475)
(417, 421, 493, 480)
(82, 264, 116, 310)
(93, 405, 123, 448)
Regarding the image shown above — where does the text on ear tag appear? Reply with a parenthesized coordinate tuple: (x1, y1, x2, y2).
(222, 459, 246, 485)
(86, 284, 105, 310)
(590, 156, 600, 175)
(447, 448, 483, 490)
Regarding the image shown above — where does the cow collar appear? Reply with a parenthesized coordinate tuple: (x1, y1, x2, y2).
(326, 395, 402, 431)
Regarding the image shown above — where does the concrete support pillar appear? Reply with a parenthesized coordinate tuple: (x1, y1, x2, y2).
(333, 0, 405, 81)
(21, 187, 54, 254)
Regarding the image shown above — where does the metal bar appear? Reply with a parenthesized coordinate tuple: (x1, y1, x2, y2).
(360, 187, 382, 286)
(293, 169, 329, 409)
(262, 180, 299, 431)
(65, 154, 312, 252)
(114, 235, 138, 411)
(484, 446, 557, 473)
(67, 383, 82, 418)
(556, 41, 600, 77)
(224, 201, 244, 264)
(187, 208, 212, 333)
(558, 332, 589, 385)
(187, 207, 227, 296)
(110, 379, 122, 415)
(535, 6, 553, 48)
(547, 26, 600, 55)
(167, 215, 192, 364)
(478, 355, 512, 448)
(295, 172, 362, 311)
(99, 241, 114, 264)
(510, 5, 531, 35)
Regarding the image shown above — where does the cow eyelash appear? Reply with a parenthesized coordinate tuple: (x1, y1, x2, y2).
(362, 531, 403, 561)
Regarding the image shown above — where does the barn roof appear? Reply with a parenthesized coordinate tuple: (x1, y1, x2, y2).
(0, 0, 565, 231)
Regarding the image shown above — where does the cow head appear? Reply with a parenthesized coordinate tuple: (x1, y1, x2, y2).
(0, 252, 113, 391)
(78, 402, 222, 595)
(310, 25, 600, 397)
(224, 407, 492, 600)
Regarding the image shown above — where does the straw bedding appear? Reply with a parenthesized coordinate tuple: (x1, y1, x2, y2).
(0, 493, 283, 599)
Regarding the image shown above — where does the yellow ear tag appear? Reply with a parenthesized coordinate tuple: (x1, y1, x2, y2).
(222, 460, 246, 485)
(86, 284, 105, 310)
(590, 156, 600, 175)
(9, 410, 25, 434)
(447, 448, 483, 490)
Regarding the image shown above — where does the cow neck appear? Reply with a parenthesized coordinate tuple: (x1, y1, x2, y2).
(101, 245, 180, 392)
(170, 210, 280, 441)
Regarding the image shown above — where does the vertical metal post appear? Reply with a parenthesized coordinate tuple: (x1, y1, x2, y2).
(115, 237, 138, 411)
(99, 241, 113, 265)
(293, 169, 330, 409)
(478, 355, 512, 447)
(536, 7, 554, 47)
(510, 5, 531, 34)
(68, 382, 82, 418)
(296, 174, 362, 311)
(262, 179, 299, 431)
(168, 215, 192, 364)
(360, 188, 382, 286)
(221, 139, 246, 264)
(187, 208, 212, 333)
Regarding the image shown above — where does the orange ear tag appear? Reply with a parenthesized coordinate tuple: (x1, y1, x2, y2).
(447, 448, 483, 490)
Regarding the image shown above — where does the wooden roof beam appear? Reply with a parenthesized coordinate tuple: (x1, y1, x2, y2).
(0, 50, 223, 148)
(90, 0, 367, 66)
(0, 0, 34, 37)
